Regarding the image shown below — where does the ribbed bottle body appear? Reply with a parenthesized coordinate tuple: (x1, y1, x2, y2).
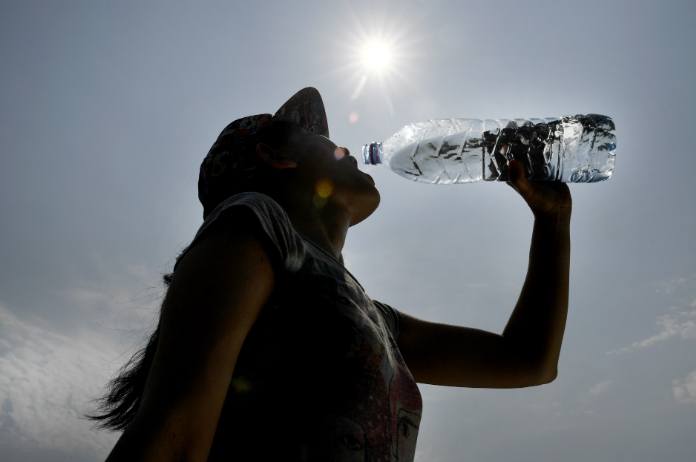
(362, 115, 616, 184)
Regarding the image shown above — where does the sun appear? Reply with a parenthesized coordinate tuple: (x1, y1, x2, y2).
(324, 13, 424, 110)
(346, 32, 406, 102)
(358, 37, 396, 76)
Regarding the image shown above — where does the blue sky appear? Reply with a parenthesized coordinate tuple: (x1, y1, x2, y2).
(1, 0, 695, 461)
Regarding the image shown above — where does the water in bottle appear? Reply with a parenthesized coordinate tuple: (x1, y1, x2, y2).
(362, 114, 616, 183)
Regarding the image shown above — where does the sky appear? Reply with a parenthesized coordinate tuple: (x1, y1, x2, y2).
(1, 0, 695, 461)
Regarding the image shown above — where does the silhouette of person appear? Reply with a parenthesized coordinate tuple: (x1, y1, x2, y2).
(90, 87, 572, 462)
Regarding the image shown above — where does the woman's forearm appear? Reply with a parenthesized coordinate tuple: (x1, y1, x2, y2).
(502, 211, 571, 380)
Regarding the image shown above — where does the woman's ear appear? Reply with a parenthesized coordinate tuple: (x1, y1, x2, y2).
(255, 142, 298, 169)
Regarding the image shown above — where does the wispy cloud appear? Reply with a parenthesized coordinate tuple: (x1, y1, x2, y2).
(672, 370, 696, 405)
(588, 380, 614, 397)
(56, 261, 164, 335)
(607, 275, 696, 356)
(570, 379, 616, 417)
(606, 311, 696, 355)
(0, 261, 164, 459)
(0, 304, 120, 459)
(654, 273, 696, 296)
(0, 259, 165, 460)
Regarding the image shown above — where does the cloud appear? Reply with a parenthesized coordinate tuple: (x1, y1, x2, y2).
(0, 257, 166, 461)
(55, 262, 164, 335)
(606, 309, 696, 355)
(570, 379, 615, 417)
(588, 380, 613, 396)
(672, 370, 696, 405)
(0, 303, 131, 460)
(607, 275, 696, 356)
(654, 273, 696, 296)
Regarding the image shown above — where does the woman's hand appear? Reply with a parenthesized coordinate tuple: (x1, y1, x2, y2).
(506, 159, 572, 219)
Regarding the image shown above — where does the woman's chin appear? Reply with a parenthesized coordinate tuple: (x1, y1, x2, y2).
(350, 187, 380, 226)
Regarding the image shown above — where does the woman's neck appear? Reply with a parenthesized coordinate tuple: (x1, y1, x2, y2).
(275, 189, 351, 262)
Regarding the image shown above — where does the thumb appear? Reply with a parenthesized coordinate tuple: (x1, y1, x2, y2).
(507, 159, 529, 193)
(507, 159, 522, 183)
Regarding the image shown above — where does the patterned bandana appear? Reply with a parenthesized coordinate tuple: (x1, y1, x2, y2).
(198, 87, 330, 219)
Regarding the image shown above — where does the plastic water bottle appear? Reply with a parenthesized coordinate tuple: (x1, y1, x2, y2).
(361, 114, 616, 183)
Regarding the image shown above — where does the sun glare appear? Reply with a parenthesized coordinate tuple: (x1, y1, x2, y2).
(359, 38, 395, 76)
(346, 32, 406, 102)
(325, 12, 424, 110)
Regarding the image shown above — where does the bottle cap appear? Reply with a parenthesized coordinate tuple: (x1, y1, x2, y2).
(361, 142, 383, 165)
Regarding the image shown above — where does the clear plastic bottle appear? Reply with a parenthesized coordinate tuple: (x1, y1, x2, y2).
(362, 114, 616, 183)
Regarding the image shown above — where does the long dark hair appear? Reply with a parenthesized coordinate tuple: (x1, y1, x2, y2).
(86, 119, 301, 431)
(85, 269, 178, 431)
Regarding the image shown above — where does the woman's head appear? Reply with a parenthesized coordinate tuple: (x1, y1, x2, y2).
(197, 114, 288, 217)
(198, 97, 379, 226)
(257, 127, 380, 226)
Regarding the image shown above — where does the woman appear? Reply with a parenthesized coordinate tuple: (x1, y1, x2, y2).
(90, 87, 572, 461)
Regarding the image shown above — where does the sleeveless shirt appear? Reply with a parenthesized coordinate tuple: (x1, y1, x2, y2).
(174, 192, 422, 461)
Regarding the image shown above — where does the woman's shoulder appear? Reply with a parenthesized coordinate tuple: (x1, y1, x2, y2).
(176, 191, 307, 275)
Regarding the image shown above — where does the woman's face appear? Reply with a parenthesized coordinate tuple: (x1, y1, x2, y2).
(289, 132, 380, 225)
